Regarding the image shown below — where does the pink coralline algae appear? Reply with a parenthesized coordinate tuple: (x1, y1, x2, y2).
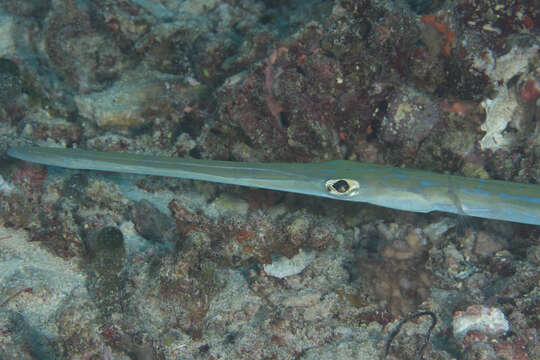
(218, 43, 377, 161)
(11, 162, 47, 192)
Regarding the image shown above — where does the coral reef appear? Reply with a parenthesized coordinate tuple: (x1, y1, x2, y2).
(0, 0, 539, 359)
(0, 58, 21, 104)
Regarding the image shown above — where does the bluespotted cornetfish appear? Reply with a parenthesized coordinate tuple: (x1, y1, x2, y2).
(7, 146, 540, 226)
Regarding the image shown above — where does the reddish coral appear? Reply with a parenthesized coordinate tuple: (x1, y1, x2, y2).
(168, 199, 207, 232)
(30, 221, 83, 259)
(25, 120, 81, 145)
(44, 0, 92, 89)
(462, 330, 487, 346)
(236, 229, 255, 243)
(99, 324, 121, 343)
(521, 80, 540, 102)
(217, 39, 379, 161)
(522, 15, 533, 29)
(493, 338, 530, 360)
(242, 188, 282, 211)
(358, 309, 393, 325)
(440, 100, 478, 116)
(12, 163, 47, 193)
(421, 14, 456, 56)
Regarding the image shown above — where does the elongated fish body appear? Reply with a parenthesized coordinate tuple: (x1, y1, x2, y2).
(7, 146, 540, 226)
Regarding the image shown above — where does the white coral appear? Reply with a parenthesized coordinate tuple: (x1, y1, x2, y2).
(263, 249, 316, 279)
(479, 87, 521, 150)
(453, 306, 509, 338)
(474, 46, 539, 150)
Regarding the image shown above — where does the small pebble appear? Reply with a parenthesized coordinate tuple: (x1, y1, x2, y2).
(453, 305, 509, 339)
(131, 199, 178, 243)
(263, 249, 316, 279)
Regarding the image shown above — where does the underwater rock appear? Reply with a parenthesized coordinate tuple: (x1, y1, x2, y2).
(0, 310, 59, 359)
(85, 226, 126, 318)
(0, 14, 31, 57)
(472, 232, 505, 258)
(357, 224, 433, 315)
(0, 0, 50, 18)
(287, 216, 310, 246)
(21, 112, 81, 145)
(263, 249, 316, 278)
(74, 70, 162, 128)
(62, 173, 89, 204)
(0, 225, 86, 356)
(75, 68, 201, 129)
(453, 305, 509, 339)
(379, 86, 440, 154)
(86, 225, 125, 252)
(381, 227, 426, 261)
(131, 199, 179, 244)
(211, 193, 250, 216)
(473, 45, 539, 151)
(0, 58, 21, 104)
(85, 226, 125, 268)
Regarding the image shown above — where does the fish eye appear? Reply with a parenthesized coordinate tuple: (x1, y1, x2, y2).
(325, 178, 360, 196)
(331, 179, 350, 193)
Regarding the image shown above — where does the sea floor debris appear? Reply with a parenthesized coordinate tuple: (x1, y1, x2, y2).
(0, 0, 539, 358)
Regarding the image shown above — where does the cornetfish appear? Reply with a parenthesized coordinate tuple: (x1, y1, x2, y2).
(7, 146, 540, 226)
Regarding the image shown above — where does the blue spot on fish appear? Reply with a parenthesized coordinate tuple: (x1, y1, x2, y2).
(383, 173, 407, 180)
(498, 193, 540, 203)
(420, 180, 440, 186)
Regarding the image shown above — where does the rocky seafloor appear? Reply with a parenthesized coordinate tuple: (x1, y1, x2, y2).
(0, 0, 538, 359)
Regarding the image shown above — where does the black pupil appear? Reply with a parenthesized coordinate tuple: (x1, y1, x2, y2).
(332, 180, 350, 193)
